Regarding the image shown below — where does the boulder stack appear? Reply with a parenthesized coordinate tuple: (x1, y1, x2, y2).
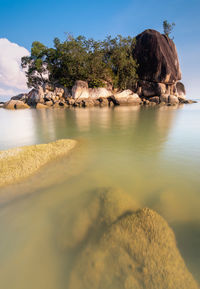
(133, 29, 190, 104)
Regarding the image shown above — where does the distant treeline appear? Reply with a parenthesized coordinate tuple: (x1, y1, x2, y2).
(21, 34, 138, 90)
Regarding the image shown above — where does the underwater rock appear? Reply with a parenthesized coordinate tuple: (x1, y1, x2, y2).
(63, 188, 199, 289)
(0, 139, 77, 187)
(57, 188, 139, 250)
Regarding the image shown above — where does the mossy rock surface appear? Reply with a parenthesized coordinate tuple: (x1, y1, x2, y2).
(0, 139, 77, 187)
(66, 188, 199, 289)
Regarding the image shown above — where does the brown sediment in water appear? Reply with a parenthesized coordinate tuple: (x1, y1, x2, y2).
(0, 139, 77, 187)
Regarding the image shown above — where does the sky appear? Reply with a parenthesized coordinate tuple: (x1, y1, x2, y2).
(0, 0, 199, 98)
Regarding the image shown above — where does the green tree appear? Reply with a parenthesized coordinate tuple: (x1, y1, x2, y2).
(21, 41, 48, 88)
(163, 20, 175, 38)
(21, 34, 138, 90)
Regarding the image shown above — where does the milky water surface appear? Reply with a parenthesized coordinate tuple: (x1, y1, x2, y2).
(0, 103, 200, 288)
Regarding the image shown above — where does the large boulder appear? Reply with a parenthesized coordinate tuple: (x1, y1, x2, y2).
(176, 81, 186, 100)
(67, 188, 199, 289)
(72, 81, 113, 99)
(89, 87, 113, 98)
(3, 100, 30, 109)
(138, 80, 167, 97)
(133, 29, 181, 84)
(114, 90, 141, 105)
(72, 80, 90, 99)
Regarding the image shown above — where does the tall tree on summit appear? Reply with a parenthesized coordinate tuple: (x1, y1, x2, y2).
(163, 20, 175, 38)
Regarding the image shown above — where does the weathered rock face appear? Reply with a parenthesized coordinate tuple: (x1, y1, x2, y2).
(72, 80, 113, 99)
(133, 29, 181, 84)
(176, 81, 186, 100)
(72, 80, 89, 99)
(114, 89, 142, 105)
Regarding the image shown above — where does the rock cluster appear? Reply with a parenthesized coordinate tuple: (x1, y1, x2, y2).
(133, 29, 191, 103)
(1, 79, 194, 110)
(1, 29, 196, 110)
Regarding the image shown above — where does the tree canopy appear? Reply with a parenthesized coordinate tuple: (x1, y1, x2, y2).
(21, 34, 138, 90)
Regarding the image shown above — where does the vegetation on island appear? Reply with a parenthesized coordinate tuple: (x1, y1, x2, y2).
(163, 20, 175, 38)
(21, 35, 138, 90)
(21, 21, 175, 91)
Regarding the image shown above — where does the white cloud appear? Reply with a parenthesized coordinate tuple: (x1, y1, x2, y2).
(0, 38, 30, 98)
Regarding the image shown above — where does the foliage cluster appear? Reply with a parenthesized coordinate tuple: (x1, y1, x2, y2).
(21, 35, 138, 90)
(163, 20, 175, 38)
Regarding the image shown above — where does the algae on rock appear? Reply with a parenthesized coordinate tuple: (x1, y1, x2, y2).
(58, 187, 199, 289)
(0, 139, 77, 187)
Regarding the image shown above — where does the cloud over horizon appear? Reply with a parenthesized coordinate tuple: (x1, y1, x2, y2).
(0, 38, 30, 99)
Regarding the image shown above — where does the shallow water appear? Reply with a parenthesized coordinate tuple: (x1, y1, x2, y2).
(0, 103, 200, 288)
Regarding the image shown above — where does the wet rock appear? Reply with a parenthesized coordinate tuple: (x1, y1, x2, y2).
(82, 98, 95, 107)
(139, 80, 167, 97)
(133, 29, 181, 84)
(4, 100, 30, 109)
(57, 188, 139, 250)
(98, 97, 109, 107)
(66, 98, 75, 106)
(160, 94, 169, 103)
(36, 103, 48, 109)
(44, 91, 54, 101)
(0, 139, 77, 187)
(169, 95, 179, 105)
(53, 102, 67, 108)
(114, 90, 141, 105)
(148, 96, 160, 104)
(108, 95, 120, 106)
(45, 100, 53, 107)
(67, 189, 198, 289)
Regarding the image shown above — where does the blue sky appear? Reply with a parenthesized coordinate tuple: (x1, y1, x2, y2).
(0, 0, 200, 98)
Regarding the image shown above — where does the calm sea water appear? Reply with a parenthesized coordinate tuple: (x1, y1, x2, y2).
(0, 103, 200, 288)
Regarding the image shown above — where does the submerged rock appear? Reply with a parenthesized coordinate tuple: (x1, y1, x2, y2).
(60, 187, 199, 289)
(57, 188, 139, 250)
(0, 139, 77, 187)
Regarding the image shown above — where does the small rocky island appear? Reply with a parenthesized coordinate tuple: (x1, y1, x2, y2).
(1, 29, 195, 110)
